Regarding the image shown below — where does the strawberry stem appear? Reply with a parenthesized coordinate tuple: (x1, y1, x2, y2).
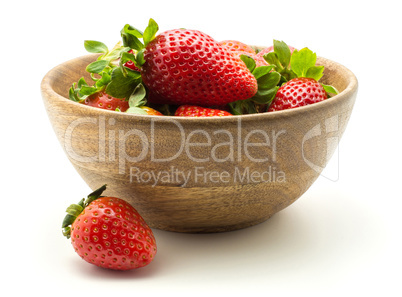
(85, 184, 107, 205)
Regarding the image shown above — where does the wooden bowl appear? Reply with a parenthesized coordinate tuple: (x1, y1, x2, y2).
(41, 54, 358, 233)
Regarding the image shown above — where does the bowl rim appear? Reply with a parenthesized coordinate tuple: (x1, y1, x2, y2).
(41, 54, 358, 123)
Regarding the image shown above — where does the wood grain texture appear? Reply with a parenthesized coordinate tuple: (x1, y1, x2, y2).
(41, 53, 358, 233)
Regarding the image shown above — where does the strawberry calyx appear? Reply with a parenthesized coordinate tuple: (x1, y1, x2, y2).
(69, 41, 131, 102)
(62, 185, 107, 239)
(229, 40, 340, 114)
(229, 55, 280, 115)
(123, 84, 163, 115)
(119, 18, 159, 68)
(69, 19, 159, 103)
(262, 40, 339, 96)
(261, 40, 296, 83)
(125, 83, 149, 115)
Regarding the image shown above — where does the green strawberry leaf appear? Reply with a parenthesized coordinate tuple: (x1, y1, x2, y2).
(126, 107, 149, 115)
(279, 68, 297, 82)
(252, 65, 275, 79)
(143, 18, 159, 46)
(135, 48, 146, 67)
(229, 73, 280, 114)
(121, 24, 144, 51)
(306, 65, 324, 81)
(123, 24, 143, 38)
(65, 204, 84, 217)
(231, 63, 281, 114)
(105, 67, 141, 99)
(84, 40, 109, 54)
(273, 40, 291, 69)
(257, 71, 281, 90)
(228, 101, 243, 115)
(119, 51, 139, 76)
(95, 72, 111, 88)
(62, 185, 107, 239)
(263, 52, 283, 71)
(229, 99, 258, 115)
(69, 84, 80, 102)
(290, 47, 317, 78)
(69, 78, 91, 102)
(251, 86, 279, 105)
(77, 77, 89, 89)
(105, 44, 129, 61)
(128, 83, 147, 107)
(85, 184, 107, 206)
(321, 83, 339, 95)
(120, 51, 137, 66)
(240, 54, 256, 73)
(79, 85, 98, 96)
(86, 60, 109, 74)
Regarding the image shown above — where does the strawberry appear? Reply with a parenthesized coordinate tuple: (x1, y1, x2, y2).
(268, 77, 327, 111)
(252, 53, 269, 67)
(123, 49, 141, 71)
(70, 20, 338, 115)
(175, 105, 232, 117)
(230, 40, 339, 114)
(140, 29, 258, 106)
(219, 40, 268, 67)
(219, 40, 256, 55)
(139, 106, 163, 115)
(62, 185, 157, 271)
(236, 51, 269, 67)
(83, 91, 129, 111)
(82, 90, 161, 115)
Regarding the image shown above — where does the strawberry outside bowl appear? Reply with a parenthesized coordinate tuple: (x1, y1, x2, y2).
(41, 53, 358, 233)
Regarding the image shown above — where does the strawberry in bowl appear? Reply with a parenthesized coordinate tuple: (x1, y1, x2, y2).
(140, 29, 258, 107)
(66, 20, 338, 116)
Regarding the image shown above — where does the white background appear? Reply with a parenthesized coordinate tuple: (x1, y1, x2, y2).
(2, 0, 401, 296)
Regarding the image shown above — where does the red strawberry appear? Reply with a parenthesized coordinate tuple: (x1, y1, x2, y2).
(219, 40, 268, 67)
(175, 105, 232, 117)
(123, 49, 140, 71)
(141, 29, 258, 106)
(62, 185, 157, 271)
(268, 77, 327, 112)
(126, 105, 164, 115)
(219, 40, 256, 55)
(252, 53, 269, 67)
(83, 91, 129, 111)
(233, 51, 269, 68)
(256, 45, 296, 57)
